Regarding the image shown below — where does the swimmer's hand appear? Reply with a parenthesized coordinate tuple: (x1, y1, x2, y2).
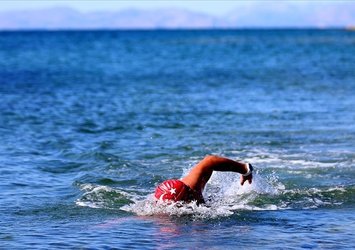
(240, 163, 253, 185)
(240, 173, 252, 185)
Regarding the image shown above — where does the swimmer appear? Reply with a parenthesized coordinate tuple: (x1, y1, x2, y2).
(155, 155, 253, 204)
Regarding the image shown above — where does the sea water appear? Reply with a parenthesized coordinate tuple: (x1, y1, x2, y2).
(0, 29, 354, 249)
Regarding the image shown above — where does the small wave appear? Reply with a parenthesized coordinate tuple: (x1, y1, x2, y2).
(232, 149, 353, 170)
(75, 183, 134, 209)
(276, 186, 353, 209)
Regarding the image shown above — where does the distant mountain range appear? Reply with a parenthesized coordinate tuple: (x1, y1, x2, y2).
(0, 2, 354, 30)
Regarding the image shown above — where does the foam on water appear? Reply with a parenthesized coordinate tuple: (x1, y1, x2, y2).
(121, 171, 290, 219)
(75, 169, 285, 218)
(76, 166, 353, 219)
(77, 174, 265, 217)
(241, 150, 342, 169)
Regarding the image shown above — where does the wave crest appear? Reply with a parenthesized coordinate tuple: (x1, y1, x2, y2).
(75, 183, 133, 209)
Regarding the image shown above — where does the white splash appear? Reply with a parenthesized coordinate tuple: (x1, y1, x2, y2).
(122, 170, 285, 219)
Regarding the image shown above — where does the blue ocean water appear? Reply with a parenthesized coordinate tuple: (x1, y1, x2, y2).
(0, 29, 354, 249)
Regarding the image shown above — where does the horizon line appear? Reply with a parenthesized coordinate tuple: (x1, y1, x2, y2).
(0, 27, 354, 32)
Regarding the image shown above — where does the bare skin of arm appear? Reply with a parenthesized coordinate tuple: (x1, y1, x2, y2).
(181, 155, 253, 195)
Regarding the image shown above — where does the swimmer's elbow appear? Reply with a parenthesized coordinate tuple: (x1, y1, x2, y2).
(203, 155, 221, 162)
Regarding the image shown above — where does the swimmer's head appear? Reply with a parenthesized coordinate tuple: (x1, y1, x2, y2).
(154, 179, 189, 202)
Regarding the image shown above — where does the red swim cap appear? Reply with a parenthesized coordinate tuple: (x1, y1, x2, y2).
(154, 179, 189, 202)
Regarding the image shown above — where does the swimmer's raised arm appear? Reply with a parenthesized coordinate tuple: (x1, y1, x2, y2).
(201, 155, 253, 186)
(155, 155, 254, 204)
(181, 155, 253, 193)
(198, 155, 250, 174)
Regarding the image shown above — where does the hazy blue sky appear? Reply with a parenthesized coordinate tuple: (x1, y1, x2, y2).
(1, 0, 353, 29)
(0, 0, 347, 16)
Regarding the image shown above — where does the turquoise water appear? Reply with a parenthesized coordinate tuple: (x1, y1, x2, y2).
(0, 29, 354, 249)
